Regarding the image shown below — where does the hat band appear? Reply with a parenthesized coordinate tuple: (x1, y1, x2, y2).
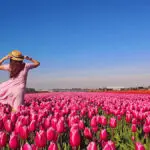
(11, 54, 24, 59)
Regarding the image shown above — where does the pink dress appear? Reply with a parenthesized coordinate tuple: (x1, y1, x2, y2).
(0, 63, 35, 110)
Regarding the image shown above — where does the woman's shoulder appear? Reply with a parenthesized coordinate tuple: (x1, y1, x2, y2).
(25, 63, 35, 70)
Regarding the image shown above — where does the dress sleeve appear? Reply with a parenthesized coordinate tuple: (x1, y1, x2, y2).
(25, 63, 35, 70)
(2, 64, 10, 71)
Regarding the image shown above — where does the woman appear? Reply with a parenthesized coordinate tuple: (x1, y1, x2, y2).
(0, 50, 40, 111)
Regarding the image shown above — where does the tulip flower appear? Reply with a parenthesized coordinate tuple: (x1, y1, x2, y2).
(48, 142, 58, 150)
(125, 113, 132, 123)
(84, 127, 92, 139)
(44, 116, 51, 129)
(92, 126, 98, 133)
(21, 142, 32, 150)
(31, 144, 38, 150)
(30, 113, 38, 121)
(87, 142, 97, 150)
(145, 117, 150, 125)
(90, 116, 97, 128)
(78, 120, 85, 130)
(70, 129, 81, 147)
(143, 124, 150, 134)
(135, 142, 145, 150)
(11, 113, 17, 123)
(51, 118, 58, 130)
(56, 119, 64, 133)
(0, 131, 7, 148)
(28, 120, 36, 132)
(131, 136, 135, 141)
(15, 121, 22, 134)
(117, 115, 122, 121)
(0, 119, 3, 130)
(109, 117, 117, 128)
(4, 119, 13, 132)
(47, 127, 56, 141)
(9, 132, 19, 149)
(34, 130, 47, 148)
(100, 129, 108, 141)
(103, 140, 116, 150)
(131, 124, 137, 132)
(19, 126, 29, 140)
(22, 116, 30, 126)
(100, 116, 107, 126)
(132, 118, 137, 124)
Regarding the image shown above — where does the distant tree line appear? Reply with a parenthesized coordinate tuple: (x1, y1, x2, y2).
(25, 88, 36, 93)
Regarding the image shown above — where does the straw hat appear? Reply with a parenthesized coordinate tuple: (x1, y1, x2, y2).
(9, 50, 24, 61)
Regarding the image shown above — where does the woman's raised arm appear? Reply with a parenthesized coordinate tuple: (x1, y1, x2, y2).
(24, 56, 40, 68)
(0, 55, 11, 70)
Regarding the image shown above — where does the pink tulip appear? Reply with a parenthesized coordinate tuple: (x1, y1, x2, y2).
(131, 124, 137, 132)
(21, 142, 32, 150)
(88, 111, 94, 119)
(70, 124, 79, 132)
(109, 117, 117, 128)
(103, 140, 116, 150)
(51, 118, 58, 130)
(0, 119, 3, 130)
(4, 119, 13, 132)
(15, 121, 22, 134)
(100, 116, 107, 126)
(87, 142, 97, 150)
(145, 117, 150, 125)
(11, 113, 17, 123)
(44, 116, 51, 129)
(126, 113, 132, 123)
(92, 126, 98, 133)
(84, 127, 92, 139)
(47, 127, 56, 141)
(2, 114, 9, 123)
(19, 126, 29, 140)
(30, 113, 38, 121)
(132, 118, 137, 124)
(117, 115, 122, 121)
(78, 120, 85, 130)
(131, 136, 135, 141)
(9, 132, 19, 149)
(90, 116, 97, 127)
(56, 119, 64, 133)
(100, 129, 108, 141)
(0, 131, 7, 147)
(48, 142, 58, 150)
(22, 116, 30, 126)
(143, 124, 150, 134)
(31, 144, 38, 150)
(34, 130, 47, 148)
(135, 142, 145, 150)
(70, 129, 81, 147)
(28, 120, 36, 132)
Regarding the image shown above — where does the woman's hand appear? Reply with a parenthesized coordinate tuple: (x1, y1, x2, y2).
(24, 55, 40, 68)
(24, 56, 32, 61)
(2, 55, 12, 61)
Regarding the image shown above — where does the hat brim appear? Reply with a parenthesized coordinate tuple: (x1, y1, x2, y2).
(8, 52, 24, 61)
(11, 57, 24, 61)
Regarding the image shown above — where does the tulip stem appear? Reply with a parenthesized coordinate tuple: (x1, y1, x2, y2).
(147, 135, 150, 150)
(7, 144, 10, 150)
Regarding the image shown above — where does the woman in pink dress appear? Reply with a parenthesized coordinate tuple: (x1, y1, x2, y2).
(0, 50, 40, 111)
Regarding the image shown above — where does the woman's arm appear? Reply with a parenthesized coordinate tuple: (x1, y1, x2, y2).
(24, 56, 40, 68)
(0, 55, 11, 70)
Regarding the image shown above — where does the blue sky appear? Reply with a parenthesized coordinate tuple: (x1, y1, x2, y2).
(0, 0, 150, 89)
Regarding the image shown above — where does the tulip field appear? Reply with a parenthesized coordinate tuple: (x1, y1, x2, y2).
(0, 92, 150, 150)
